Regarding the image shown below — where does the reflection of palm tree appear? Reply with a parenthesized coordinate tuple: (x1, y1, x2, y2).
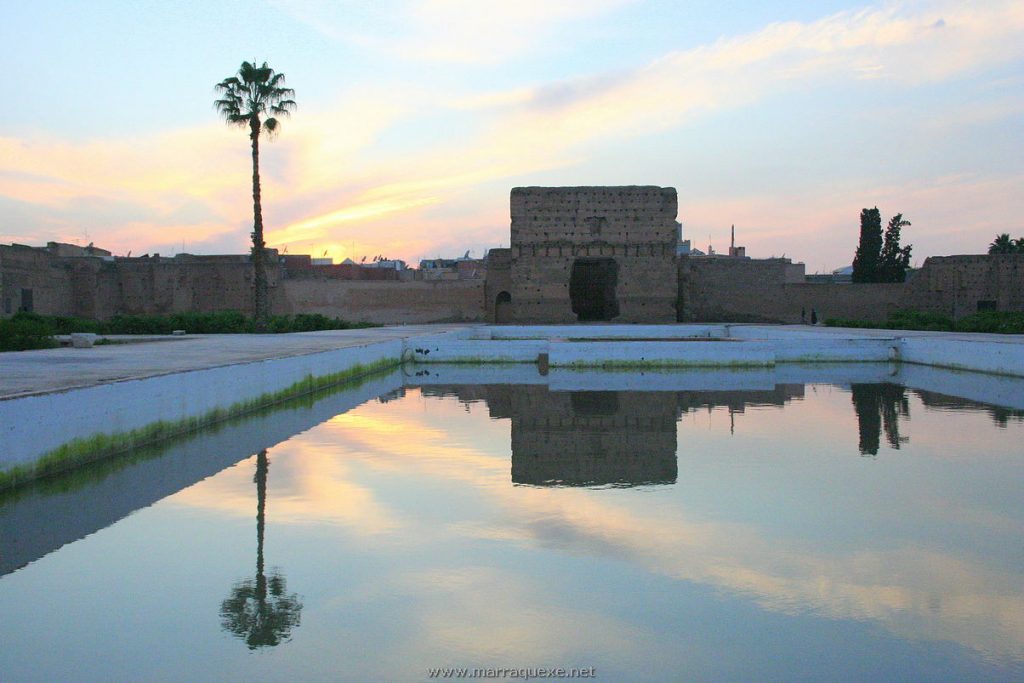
(851, 384, 909, 456)
(220, 450, 302, 649)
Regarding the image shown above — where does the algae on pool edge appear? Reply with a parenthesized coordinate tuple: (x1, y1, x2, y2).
(0, 358, 399, 492)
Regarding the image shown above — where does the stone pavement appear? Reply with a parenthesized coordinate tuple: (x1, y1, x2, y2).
(0, 325, 467, 400)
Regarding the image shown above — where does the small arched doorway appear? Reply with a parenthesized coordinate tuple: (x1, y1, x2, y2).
(495, 291, 512, 323)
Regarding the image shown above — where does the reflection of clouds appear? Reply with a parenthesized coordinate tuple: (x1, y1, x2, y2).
(173, 388, 1024, 663)
(378, 565, 648, 664)
(170, 445, 400, 534)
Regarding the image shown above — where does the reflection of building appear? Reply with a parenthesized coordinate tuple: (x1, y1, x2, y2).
(913, 389, 1024, 428)
(508, 387, 678, 487)
(420, 382, 806, 487)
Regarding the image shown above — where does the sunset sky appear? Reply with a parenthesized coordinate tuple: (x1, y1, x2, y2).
(2, 0, 1022, 272)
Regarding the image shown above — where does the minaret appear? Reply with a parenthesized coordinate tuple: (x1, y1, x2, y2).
(731, 224, 735, 251)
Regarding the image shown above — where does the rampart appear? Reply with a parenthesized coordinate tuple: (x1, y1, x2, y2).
(279, 279, 486, 324)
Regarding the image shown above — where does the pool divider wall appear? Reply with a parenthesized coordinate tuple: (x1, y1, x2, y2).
(900, 337, 1024, 377)
(0, 339, 407, 489)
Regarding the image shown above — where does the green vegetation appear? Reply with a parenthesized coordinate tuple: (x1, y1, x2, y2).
(0, 311, 376, 350)
(0, 315, 59, 351)
(825, 310, 1024, 334)
(215, 61, 297, 328)
(0, 317, 58, 352)
(988, 233, 1024, 254)
(0, 358, 398, 491)
(852, 208, 912, 283)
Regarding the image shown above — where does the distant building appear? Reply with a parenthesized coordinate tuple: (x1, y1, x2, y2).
(727, 225, 746, 258)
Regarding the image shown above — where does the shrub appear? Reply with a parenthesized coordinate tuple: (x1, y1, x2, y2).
(0, 316, 58, 351)
(955, 311, 1024, 334)
(886, 310, 954, 331)
(824, 318, 881, 329)
(2, 311, 378, 342)
(825, 310, 1023, 334)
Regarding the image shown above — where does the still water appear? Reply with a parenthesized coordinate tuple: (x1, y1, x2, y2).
(1, 364, 1022, 682)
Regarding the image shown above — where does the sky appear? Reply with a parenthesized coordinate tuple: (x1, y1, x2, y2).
(1, 0, 1022, 272)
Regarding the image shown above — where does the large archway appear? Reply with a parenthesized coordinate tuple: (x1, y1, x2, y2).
(495, 291, 512, 323)
(569, 258, 619, 321)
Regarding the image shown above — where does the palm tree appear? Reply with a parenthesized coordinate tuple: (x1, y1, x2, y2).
(989, 233, 1016, 254)
(214, 62, 296, 327)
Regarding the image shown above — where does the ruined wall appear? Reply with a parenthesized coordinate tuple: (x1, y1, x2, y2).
(279, 279, 486, 324)
(905, 254, 1024, 317)
(0, 245, 74, 316)
(509, 186, 677, 323)
(111, 260, 275, 317)
(679, 257, 906, 323)
(483, 248, 512, 322)
(677, 254, 1024, 324)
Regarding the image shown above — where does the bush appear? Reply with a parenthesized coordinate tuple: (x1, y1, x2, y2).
(167, 311, 253, 334)
(886, 310, 954, 331)
(825, 309, 1023, 334)
(955, 311, 1024, 334)
(2, 311, 378, 343)
(824, 318, 881, 329)
(103, 314, 174, 335)
(0, 315, 58, 351)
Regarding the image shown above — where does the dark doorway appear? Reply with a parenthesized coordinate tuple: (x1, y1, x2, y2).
(20, 288, 34, 313)
(495, 291, 512, 323)
(570, 258, 619, 321)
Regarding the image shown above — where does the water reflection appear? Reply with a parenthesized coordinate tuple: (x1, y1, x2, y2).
(2, 365, 1024, 680)
(220, 450, 302, 649)
(851, 383, 910, 456)
(914, 389, 1024, 428)
(423, 384, 804, 487)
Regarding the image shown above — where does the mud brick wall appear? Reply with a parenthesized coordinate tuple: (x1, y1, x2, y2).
(484, 248, 512, 321)
(0, 245, 74, 316)
(679, 257, 906, 324)
(905, 254, 1024, 318)
(509, 186, 678, 323)
(279, 279, 486, 324)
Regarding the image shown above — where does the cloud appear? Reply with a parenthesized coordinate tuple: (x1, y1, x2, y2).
(3, 1, 1023, 264)
(274, 0, 635, 64)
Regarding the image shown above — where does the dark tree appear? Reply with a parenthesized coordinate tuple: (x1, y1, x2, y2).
(988, 233, 1017, 254)
(214, 62, 296, 328)
(879, 213, 912, 282)
(852, 207, 882, 283)
(220, 450, 302, 649)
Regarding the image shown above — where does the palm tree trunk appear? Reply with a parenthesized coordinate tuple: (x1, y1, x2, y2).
(249, 117, 268, 329)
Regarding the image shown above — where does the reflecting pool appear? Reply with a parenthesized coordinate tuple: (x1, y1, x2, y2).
(1, 364, 1022, 681)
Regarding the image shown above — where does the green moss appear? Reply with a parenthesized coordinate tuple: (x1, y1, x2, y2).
(0, 358, 399, 492)
(552, 359, 775, 369)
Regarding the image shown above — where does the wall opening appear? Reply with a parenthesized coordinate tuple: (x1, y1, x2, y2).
(495, 291, 512, 323)
(569, 258, 619, 321)
(20, 288, 33, 313)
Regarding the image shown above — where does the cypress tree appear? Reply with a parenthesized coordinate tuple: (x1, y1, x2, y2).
(852, 207, 882, 283)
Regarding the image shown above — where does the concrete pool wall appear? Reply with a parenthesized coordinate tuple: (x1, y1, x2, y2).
(1, 323, 1022, 488)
